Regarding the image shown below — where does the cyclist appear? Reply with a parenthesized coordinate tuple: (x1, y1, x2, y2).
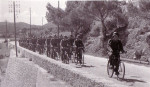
(42, 36, 46, 54)
(60, 36, 69, 63)
(46, 36, 52, 57)
(74, 35, 85, 64)
(57, 35, 63, 57)
(38, 36, 43, 54)
(27, 38, 30, 49)
(32, 36, 36, 52)
(68, 35, 75, 59)
(29, 37, 32, 50)
(51, 35, 58, 59)
(108, 32, 125, 75)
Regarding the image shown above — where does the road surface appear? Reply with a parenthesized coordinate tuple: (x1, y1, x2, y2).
(70, 55, 150, 87)
(11, 42, 150, 87)
(41, 51, 150, 87)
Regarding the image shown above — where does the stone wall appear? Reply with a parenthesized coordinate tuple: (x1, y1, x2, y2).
(1, 57, 72, 87)
(1, 58, 38, 87)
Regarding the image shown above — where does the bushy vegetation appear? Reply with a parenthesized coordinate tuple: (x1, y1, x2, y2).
(46, 1, 128, 55)
(45, 0, 150, 62)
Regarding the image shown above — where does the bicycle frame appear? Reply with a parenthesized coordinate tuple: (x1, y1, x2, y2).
(62, 47, 69, 64)
(107, 52, 126, 79)
(51, 47, 59, 60)
(76, 47, 84, 65)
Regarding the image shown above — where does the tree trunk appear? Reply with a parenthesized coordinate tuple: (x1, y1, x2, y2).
(101, 19, 107, 47)
(100, 19, 108, 56)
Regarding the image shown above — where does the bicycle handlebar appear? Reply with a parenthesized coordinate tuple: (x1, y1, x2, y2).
(107, 50, 127, 54)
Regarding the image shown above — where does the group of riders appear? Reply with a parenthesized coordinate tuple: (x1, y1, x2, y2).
(19, 34, 85, 64)
(19, 32, 126, 76)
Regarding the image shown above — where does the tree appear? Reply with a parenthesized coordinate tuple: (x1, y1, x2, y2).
(139, 0, 150, 12)
(60, 1, 93, 37)
(82, 1, 122, 45)
(46, 3, 65, 25)
(127, 2, 139, 17)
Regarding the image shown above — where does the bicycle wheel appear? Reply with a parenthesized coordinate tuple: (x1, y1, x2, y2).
(117, 61, 125, 79)
(107, 60, 114, 78)
(66, 53, 69, 64)
(76, 54, 79, 65)
(56, 52, 59, 60)
(71, 52, 75, 63)
(82, 50, 84, 65)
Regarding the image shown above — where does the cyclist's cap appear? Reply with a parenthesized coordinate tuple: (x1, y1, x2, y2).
(113, 32, 119, 37)
(64, 36, 67, 38)
(77, 35, 80, 38)
(70, 35, 73, 37)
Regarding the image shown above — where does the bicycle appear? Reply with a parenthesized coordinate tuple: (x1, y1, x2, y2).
(107, 51, 126, 79)
(51, 47, 59, 60)
(61, 47, 70, 64)
(71, 46, 76, 63)
(75, 47, 84, 65)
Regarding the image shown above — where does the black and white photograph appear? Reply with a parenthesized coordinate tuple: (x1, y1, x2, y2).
(0, 0, 150, 87)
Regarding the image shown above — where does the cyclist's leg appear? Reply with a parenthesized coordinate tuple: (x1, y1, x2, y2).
(41, 45, 43, 54)
(62, 49, 65, 62)
(109, 54, 113, 67)
(67, 47, 70, 60)
(54, 48, 57, 58)
(46, 46, 48, 56)
(51, 47, 54, 58)
(39, 45, 40, 53)
(115, 54, 120, 75)
(79, 50, 82, 64)
(66, 48, 70, 61)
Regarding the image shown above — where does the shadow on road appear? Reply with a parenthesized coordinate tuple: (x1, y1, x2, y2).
(81, 64, 95, 68)
(120, 78, 146, 83)
(75, 64, 95, 68)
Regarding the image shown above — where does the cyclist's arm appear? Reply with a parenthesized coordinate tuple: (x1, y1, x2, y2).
(107, 39, 112, 52)
(60, 40, 64, 49)
(80, 41, 85, 52)
(118, 40, 125, 53)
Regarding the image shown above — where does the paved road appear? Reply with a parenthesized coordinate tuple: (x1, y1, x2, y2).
(38, 51, 150, 87)
(11, 42, 150, 87)
(68, 55, 150, 87)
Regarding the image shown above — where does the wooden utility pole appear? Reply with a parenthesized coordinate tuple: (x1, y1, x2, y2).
(30, 8, 31, 37)
(5, 20, 8, 40)
(13, 1, 18, 57)
(58, 1, 60, 38)
(42, 17, 43, 30)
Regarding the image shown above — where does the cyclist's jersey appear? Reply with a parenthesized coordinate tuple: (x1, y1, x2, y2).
(38, 38, 42, 45)
(108, 39, 124, 53)
(46, 38, 51, 46)
(60, 39, 69, 47)
(41, 38, 46, 46)
(69, 38, 75, 46)
(51, 38, 58, 47)
(31, 38, 33, 43)
(34, 38, 37, 44)
(74, 39, 84, 48)
(31, 38, 36, 45)
(27, 39, 29, 44)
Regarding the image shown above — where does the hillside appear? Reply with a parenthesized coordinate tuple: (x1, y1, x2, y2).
(84, 1, 150, 62)
(0, 22, 57, 35)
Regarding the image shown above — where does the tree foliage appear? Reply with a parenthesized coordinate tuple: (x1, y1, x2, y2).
(45, 1, 128, 43)
(46, 3, 65, 24)
(139, 0, 150, 12)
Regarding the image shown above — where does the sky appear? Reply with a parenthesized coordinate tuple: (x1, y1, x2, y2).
(0, 0, 134, 25)
(0, 0, 67, 25)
